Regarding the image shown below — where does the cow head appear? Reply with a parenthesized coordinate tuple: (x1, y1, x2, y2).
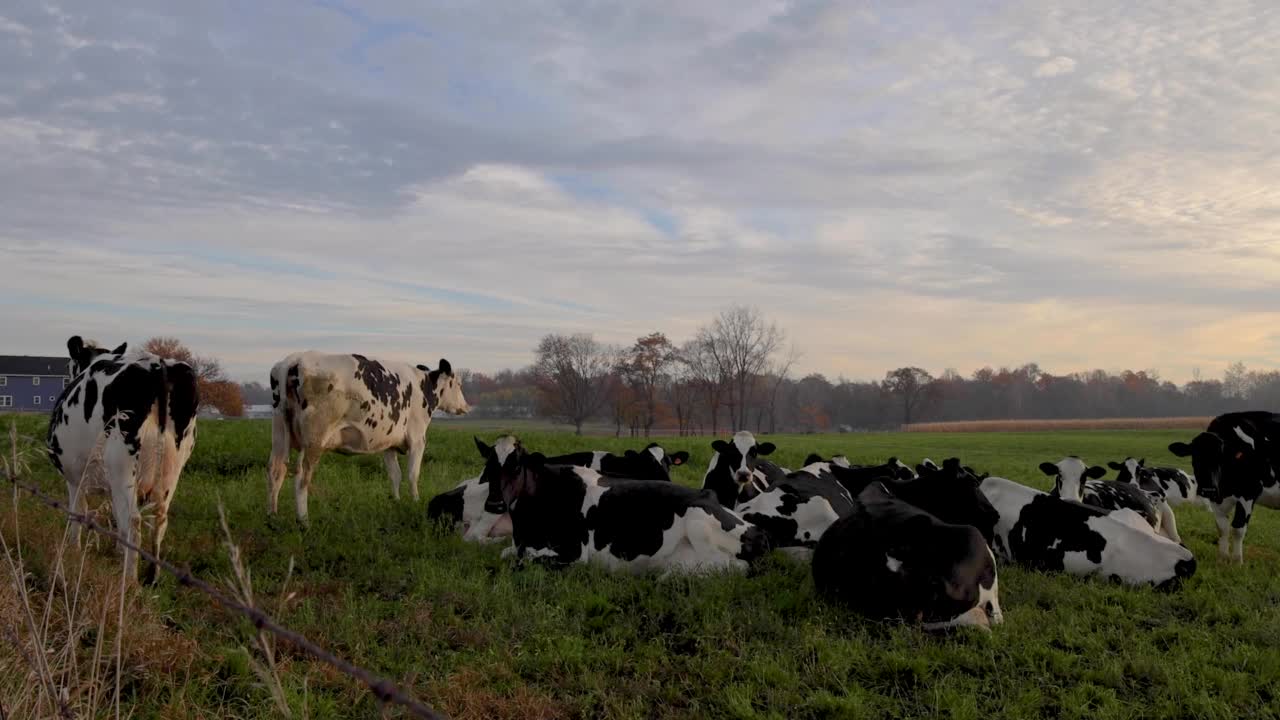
(867, 483, 1000, 631)
(905, 458, 1000, 544)
(632, 443, 690, 478)
(703, 431, 776, 507)
(1107, 457, 1146, 484)
(419, 359, 470, 415)
(1169, 432, 1226, 502)
(1039, 456, 1107, 501)
(490, 445, 549, 513)
(66, 335, 127, 377)
(475, 435, 522, 514)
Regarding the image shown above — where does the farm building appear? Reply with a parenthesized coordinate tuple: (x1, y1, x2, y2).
(0, 355, 70, 412)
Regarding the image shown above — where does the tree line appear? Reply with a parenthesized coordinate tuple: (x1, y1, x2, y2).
(447, 305, 1280, 435)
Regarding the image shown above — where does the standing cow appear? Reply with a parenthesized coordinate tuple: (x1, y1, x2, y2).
(1169, 411, 1280, 563)
(267, 351, 469, 523)
(46, 336, 199, 583)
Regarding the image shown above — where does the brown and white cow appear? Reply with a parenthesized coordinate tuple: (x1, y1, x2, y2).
(267, 351, 469, 523)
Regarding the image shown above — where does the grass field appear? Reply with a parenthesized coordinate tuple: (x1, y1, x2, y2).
(3, 415, 1279, 720)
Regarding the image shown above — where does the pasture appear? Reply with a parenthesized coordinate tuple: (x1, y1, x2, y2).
(3, 415, 1279, 720)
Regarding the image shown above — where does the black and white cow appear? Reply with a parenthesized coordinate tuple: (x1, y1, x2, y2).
(1108, 457, 1201, 508)
(46, 336, 199, 583)
(1039, 457, 1178, 542)
(490, 447, 771, 575)
(1169, 411, 1280, 564)
(731, 462, 854, 554)
(267, 351, 470, 523)
(979, 475, 1196, 589)
(426, 435, 520, 543)
(892, 458, 1001, 544)
(541, 442, 690, 481)
(822, 459, 916, 497)
(813, 481, 1002, 631)
(701, 431, 789, 507)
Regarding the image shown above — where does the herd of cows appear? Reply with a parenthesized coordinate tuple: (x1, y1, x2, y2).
(37, 338, 1280, 630)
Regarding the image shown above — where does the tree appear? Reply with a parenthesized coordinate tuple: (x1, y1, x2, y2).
(532, 333, 614, 435)
(142, 336, 243, 416)
(682, 338, 726, 435)
(695, 305, 784, 432)
(239, 381, 273, 406)
(1223, 362, 1250, 400)
(617, 332, 678, 437)
(882, 367, 936, 426)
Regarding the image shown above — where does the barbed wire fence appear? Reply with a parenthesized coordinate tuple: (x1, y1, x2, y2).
(2, 427, 451, 720)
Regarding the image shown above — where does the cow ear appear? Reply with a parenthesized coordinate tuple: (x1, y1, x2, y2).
(1038, 462, 1059, 476)
(943, 457, 961, 470)
(67, 336, 84, 360)
(804, 453, 823, 466)
(1138, 458, 1146, 466)
(757, 442, 776, 456)
(1107, 461, 1123, 470)
(711, 440, 728, 452)
(416, 364, 430, 372)
(1085, 465, 1107, 479)
(1168, 442, 1192, 457)
(438, 358, 453, 376)
(671, 451, 688, 466)
(624, 449, 640, 458)
(111, 342, 127, 355)
(474, 436, 491, 458)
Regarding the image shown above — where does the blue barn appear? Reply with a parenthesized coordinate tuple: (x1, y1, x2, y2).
(0, 356, 71, 412)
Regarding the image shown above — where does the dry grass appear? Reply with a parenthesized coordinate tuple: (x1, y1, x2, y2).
(902, 417, 1213, 433)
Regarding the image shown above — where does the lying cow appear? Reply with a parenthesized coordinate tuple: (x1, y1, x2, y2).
(542, 442, 690, 481)
(426, 435, 520, 543)
(891, 458, 1001, 544)
(1039, 457, 1177, 542)
(490, 447, 770, 575)
(267, 351, 469, 523)
(701, 431, 789, 507)
(732, 462, 854, 554)
(1169, 411, 1280, 563)
(813, 481, 1002, 632)
(1108, 457, 1201, 508)
(979, 475, 1196, 589)
(46, 336, 200, 583)
(822, 459, 915, 497)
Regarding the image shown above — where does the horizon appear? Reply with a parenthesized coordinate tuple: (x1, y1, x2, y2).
(2, 2, 1278, 384)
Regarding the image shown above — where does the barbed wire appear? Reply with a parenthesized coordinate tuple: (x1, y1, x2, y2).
(3, 469, 450, 720)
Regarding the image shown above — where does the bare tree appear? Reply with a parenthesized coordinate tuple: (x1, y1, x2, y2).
(695, 305, 784, 432)
(683, 338, 726, 435)
(759, 345, 801, 433)
(532, 333, 614, 435)
(882, 367, 936, 426)
(143, 336, 242, 416)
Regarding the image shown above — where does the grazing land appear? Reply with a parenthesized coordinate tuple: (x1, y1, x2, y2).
(903, 418, 1215, 433)
(3, 414, 1279, 720)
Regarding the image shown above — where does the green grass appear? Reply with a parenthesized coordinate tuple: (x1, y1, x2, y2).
(4, 415, 1280, 719)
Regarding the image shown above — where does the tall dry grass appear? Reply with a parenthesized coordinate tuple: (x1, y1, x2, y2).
(0, 421, 299, 719)
(902, 417, 1213, 433)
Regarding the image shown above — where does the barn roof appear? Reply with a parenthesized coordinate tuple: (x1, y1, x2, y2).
(0, 356, 70, 377)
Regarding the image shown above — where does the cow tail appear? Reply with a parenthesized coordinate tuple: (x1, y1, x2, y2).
(155, 361, 170, 435)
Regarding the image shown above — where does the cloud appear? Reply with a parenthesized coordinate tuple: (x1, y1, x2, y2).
(2, 0, 1279, 384)
(1034, 56, 1078, 78)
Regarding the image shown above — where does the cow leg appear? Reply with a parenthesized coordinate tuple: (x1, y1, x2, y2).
(65, 476, 86, 548)
(1212, 500, 1234, 561)
(383, 451, 403, 501)
(294, 449, 322, 525)
(106, 450, 142, 582)
(267, 412, 291, 515)
(1229, 499, 1253, 564)
(405, 439, 426, 502)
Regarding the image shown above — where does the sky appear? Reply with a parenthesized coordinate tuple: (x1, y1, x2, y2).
(1, 0, 1278, 384)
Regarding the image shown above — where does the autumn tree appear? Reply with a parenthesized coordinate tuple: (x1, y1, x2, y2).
(142, 336, 244, 416)
(532, 333, 614, 435)
(882, 367, 936, 426)
(617, 332, 678, 437)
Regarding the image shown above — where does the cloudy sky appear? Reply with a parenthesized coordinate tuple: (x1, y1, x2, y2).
(2, 1, 1278, 383)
